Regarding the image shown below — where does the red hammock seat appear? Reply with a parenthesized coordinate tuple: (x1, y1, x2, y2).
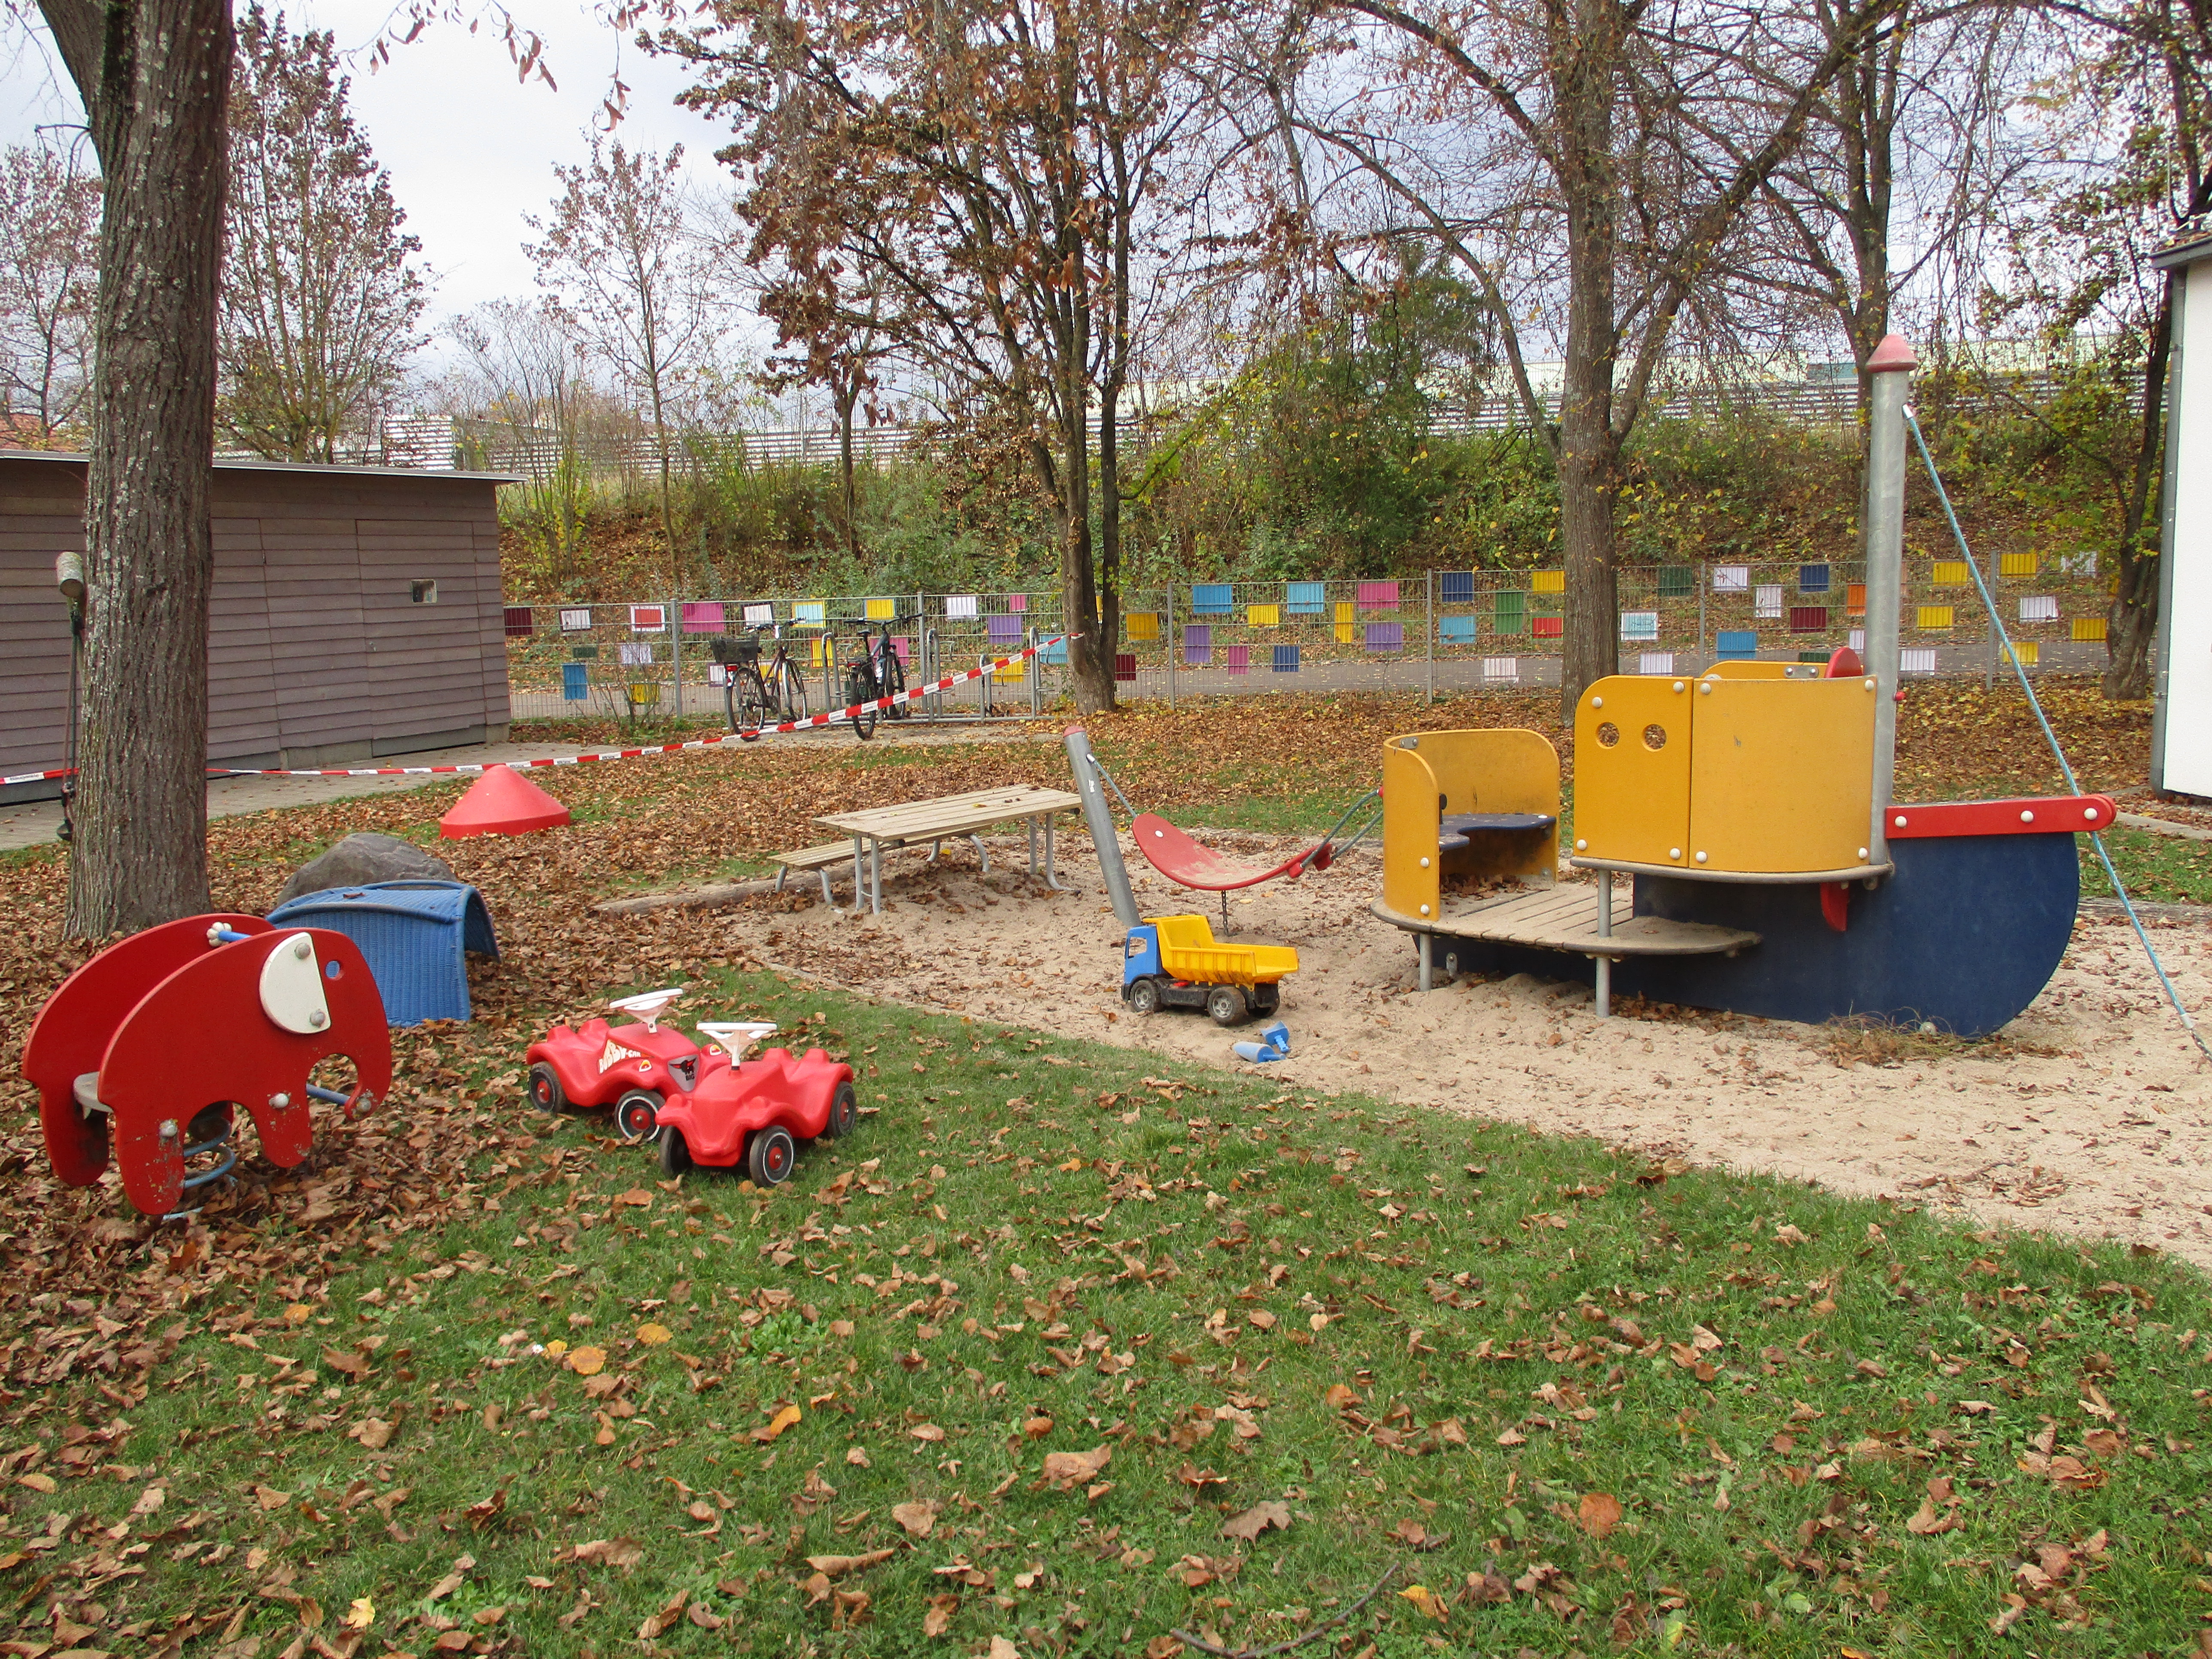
(1130, 813, 1333, 893)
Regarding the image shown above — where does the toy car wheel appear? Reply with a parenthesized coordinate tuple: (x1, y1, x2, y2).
(823, 1081, 858, 1139)
(1252, 983, 1281, 1015)
(615, 1089, 662, 1143)
(747, 1125, 797, 1186)
(528, 1063, 569, 1115)
(1127, 977, 1161, 1015)
(659, 1125, 691, 1179)
(1206, 984, 1248, 1027)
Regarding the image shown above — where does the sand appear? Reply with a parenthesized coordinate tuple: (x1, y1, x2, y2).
(728, 826, 2212, 1267)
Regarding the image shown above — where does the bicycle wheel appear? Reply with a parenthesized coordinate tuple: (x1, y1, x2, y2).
(777, 660, 809, 722)
(879, 644, 908, 720)
(845, 665, 878, 740)
(735, 668, 770, 735)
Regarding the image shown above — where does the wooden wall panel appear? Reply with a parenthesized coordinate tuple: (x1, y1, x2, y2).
(3, 456, 507, 780)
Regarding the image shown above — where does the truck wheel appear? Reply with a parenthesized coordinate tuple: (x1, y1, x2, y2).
(615, 1089, 662, 1142)
(1127, 978, 1161, 1015)
(748, 1126, 797, 1186)
(1251, 983, 1280, 1015)
(1206, 984, 1248, 1026)
(659, 1125, 691, 1178)
(823, 1082, 858, 1139)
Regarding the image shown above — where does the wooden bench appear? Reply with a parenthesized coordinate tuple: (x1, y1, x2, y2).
(770, 833, 995, 907)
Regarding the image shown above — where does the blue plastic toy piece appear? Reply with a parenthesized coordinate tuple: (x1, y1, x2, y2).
(1122, 923, 1164, 988)
(267, 880, 499, 1027)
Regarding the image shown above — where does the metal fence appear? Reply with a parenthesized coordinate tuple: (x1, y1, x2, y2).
(501, 555, 2116, 725)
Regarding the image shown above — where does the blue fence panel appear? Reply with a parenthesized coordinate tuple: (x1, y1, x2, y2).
(1272, 644, 1300, 673)
(1191, 584, 1234, 616)
(1285, 582, 1326, 616)
(1438, 616, 1478, 645)
(1716, 629, 1759, 659)
(1439, 572, 1475, 604)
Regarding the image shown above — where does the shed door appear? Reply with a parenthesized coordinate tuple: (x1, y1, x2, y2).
(359, 518, 486, 749)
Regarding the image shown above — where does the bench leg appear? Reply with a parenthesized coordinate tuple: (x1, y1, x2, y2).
(774, 869, 788, 893)
(1042, 814, 1071, 891)
(849, 837, 865, 912)
(1418, 932, 1432, 993)
(819, 870, 833, 906)
(970, 835, 988, 875)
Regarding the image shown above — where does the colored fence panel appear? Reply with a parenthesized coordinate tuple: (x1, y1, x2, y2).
(1439, 616, 1478, 645)
(1185, 624, 1212, 665)
(1716, 629, 1758, 659)
(1273, 644, 1300, 674)
(1356, 580, 1401, 610)
(1286, 582, 1326, 615)
(1224, 644, 1250, 674)
(1248, 604, 1280, 628)
(1494, 592, 1526, 635)
(1658, 565, 1694, 599)
(1621, 611, 1659, 640)
(1439, 571, 1475, 603)
(1798, 564, 1830, 593)
(1191, 584, 1234, 616)
(1366, 622, 1404, 653)
(1788, 606, 1829, 633)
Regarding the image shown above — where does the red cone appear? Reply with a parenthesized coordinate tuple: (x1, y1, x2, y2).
(439, 764, 571, 839)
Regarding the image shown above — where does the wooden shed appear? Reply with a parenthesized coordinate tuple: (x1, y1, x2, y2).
(1, 452, 515, 802)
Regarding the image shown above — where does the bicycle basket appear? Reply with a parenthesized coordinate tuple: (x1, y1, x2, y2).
(710, 635, 760, 665)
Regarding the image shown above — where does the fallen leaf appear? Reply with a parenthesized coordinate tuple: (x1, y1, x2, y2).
(988, 1638, 1021, 1659)
(255, 1485, 292, 1510)
(1040, 1446, 1112, 1489)
(568, 1346, 608, 1377)
(752, 1404, 803, 1443)
(922, 1595, 958, 1637)
(1324, 1383, 1361, 1410)
(893, 1502, 937, 1539)
(1220, 1500, 1291, 1542)
(639, 1589, 687, 1638)
(569, 1538, 644, 1571)
(909, 1422, 947, 1443)
(1022, 1416, 1054, 1439)
(344, 1597, 374, 1631)
(352, 1417, 393, 1450)
(1399, 1583, 1449, 1623)
(845, 1446, 871, 1467)
(638, 1323, 673, 1346)
(805, 1550, 896, 1576)
(1577, 1492, 1623, 1539)
(16, 1473, 56, 1495)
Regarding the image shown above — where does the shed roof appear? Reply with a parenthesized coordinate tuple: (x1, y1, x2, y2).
(0, 450, 523, 485)
(2153, 220, 2212, 272)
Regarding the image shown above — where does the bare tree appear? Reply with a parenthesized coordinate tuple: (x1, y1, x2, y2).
(527, 136, 719, 588)
(1270, 0, 1903, 717)
(665, 0, 1222, 711)
(1983, 0, 2210, 701)
(219, 4, 431, 462)
(0, 140, 100, 443)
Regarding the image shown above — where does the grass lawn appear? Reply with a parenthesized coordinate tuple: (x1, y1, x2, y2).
(2, 678, 2208, 1657)
(7, 966, 2212, 1658)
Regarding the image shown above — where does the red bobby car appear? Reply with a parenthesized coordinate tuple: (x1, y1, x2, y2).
(526, 989, 707, 1142)
(654, 1021, 856, 1185)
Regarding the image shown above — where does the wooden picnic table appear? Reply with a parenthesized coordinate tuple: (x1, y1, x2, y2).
(814, 784, 1083, 914)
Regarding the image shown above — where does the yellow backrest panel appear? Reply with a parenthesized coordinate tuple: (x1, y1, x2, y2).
(1152, 915, 1214, 952)
(1686, 676, 1877, 873)
(1381, 730, 1559, 918)
(1700, 660, 1820, 681)
(1573, 675, 1692, 868)
(1381, 738, 1442, 920)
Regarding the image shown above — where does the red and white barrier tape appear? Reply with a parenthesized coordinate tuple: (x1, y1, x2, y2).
(2, 637, 1066, 786)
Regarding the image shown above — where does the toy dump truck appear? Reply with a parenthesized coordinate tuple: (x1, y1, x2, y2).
(1121, 915, 1297, 1026)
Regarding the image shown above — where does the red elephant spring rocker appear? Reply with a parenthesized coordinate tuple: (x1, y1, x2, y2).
(22, 915, 393, 1218)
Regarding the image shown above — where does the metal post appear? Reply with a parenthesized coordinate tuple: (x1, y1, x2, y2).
(1165, 587, 1177, 708)
(1698, 577, 1707, 662)
(1418, 933, 1432, 993)
(917, 590, 928, 721)
(1425, 568, 1434, 705)
(1594, 871, 1613, 1018)
(1066, 727, 1140, 927)
(1865, 334, 1915, 872)
(668, 593, 681, 721)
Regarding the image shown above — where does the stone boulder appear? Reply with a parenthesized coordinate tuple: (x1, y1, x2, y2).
(275, 832, 457, 907)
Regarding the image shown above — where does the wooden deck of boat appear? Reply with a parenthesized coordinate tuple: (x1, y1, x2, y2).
(1371, 883, 1759, 957)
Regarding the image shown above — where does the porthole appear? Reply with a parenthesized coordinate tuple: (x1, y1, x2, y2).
(1595, 722, 1620, 748)
(1643, 723, 1667, 750)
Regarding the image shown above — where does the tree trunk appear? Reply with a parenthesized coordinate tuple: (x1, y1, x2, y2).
(41, 0, 233, 936)
(1555, 130, 1622, 720)
(2106, 286, 2172, 702)
(835, 375, 861, 559)
(1095, 381, 1123, 713)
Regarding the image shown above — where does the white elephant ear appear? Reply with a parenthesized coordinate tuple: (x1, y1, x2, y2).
(259, 932, 331, 1035)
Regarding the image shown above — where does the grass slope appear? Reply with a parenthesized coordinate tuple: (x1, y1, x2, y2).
(11, 970, 2211, 1659)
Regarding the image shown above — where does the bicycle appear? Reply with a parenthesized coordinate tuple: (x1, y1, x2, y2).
(840, 617, 912, 741)
(714, 626, 810, 737)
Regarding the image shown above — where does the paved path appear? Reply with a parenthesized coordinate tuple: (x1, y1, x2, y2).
(0, 721, 1059, 854)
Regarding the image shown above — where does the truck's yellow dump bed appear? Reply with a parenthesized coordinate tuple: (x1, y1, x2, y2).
(1150, 915, 1299, 985)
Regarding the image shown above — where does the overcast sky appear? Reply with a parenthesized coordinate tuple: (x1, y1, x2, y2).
(0, 2, 748, 372)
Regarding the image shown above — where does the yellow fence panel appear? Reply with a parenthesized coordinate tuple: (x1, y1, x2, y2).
(1125, 611, 1160, 641)
(865, 597, 897, 620)
(1531, 570, 1566, 594)
(1916, 605, 1955, 631)
(1931, 561, 1971, 587)
(1999, 553, 2037, 578)
(2004, 641, 2039, 667)
(1334, 601, 1356, 644)
(1248, 604, 1281, 628)
(2072, 617, 2107, 642)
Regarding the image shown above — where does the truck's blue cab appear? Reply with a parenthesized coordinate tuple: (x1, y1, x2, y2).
(1122, 924, 1163, 988)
